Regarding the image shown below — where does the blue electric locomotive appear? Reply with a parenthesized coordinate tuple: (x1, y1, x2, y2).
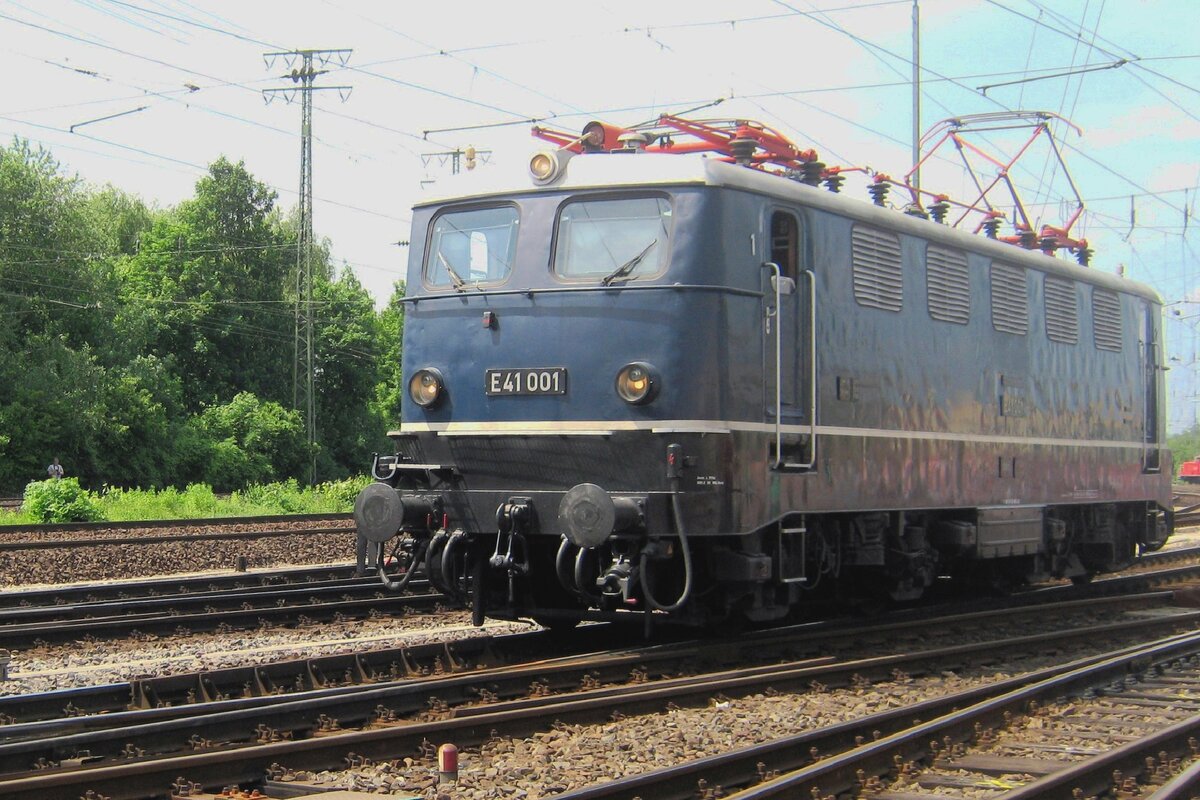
(354, 116, 1173, 629)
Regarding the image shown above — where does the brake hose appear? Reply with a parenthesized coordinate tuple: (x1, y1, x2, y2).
(640, 484, 694, 612)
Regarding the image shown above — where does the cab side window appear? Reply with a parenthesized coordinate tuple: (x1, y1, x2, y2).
(770, 211, 799, 280)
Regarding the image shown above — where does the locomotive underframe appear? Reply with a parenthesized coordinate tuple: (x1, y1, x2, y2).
(361, 428, 1170, 627)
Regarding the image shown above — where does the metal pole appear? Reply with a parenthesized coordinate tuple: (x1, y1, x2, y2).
(912, 0, 921, 194)
(264, 49, 352, 485)
(301, 56, 316, 486)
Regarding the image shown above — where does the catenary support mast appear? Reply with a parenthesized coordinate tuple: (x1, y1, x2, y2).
(263, 48, 352, 483)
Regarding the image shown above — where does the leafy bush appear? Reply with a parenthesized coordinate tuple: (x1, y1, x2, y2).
(236, 479, 308, 514)
(21, 478, 105, 523)
(186, 393, 312, 491)
(317, 476, 371, 509)
(100, 483, 225, 521)
(1, 477, 365, 526)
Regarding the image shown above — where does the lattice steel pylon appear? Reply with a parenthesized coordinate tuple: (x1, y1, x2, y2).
(263, 49, 352, 483)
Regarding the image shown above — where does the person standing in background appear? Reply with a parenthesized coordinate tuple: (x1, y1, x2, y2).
(46, 458, 63, 479)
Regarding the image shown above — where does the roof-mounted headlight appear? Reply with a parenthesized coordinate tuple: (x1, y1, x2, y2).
(529, 149, 572, 185)
(409, 368, 445, 408)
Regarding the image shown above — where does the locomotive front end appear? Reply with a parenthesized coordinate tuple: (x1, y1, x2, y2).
(354, 152, 761, 629)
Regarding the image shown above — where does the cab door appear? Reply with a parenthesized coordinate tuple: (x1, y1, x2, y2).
(761, 209, 814, 470)
(1141, 301, 1162, 472)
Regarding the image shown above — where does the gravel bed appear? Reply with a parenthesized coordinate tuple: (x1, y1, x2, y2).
(0, 517, 349, 541)
(301, 633, 1176, 798)
(285, 670, 995, 798)
(0, 611, 533, 696)
(1158, 527, 1200, 550)
(0, 531, 356, 587)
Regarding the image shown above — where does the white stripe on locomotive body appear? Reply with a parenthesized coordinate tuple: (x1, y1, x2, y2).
(412, 153, 1159, 305)
(392, 420, 1149, 450)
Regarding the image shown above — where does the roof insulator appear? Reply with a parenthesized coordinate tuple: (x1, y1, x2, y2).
(823, 174, 844, 194)
(800, 161, 824, 186)
(930, 200, 949, 224)
(729, 137, 756, 165)
(982, 218, 1001, 239)
(867, 180, 890, 207)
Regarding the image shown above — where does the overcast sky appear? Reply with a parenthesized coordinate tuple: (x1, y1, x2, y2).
(1, 0, 1197, 428)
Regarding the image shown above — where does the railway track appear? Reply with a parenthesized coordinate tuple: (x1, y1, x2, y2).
(0, 539, 1181, 652)
(2, 590, 1198, 799)
(558, 628, 1200, 800)
(0, 563, 363, 609)
(2, 545, 1198, 706)
(0, 514, 353, 552)
(0, 531, 1193, 797)
(0, 578, 443, 646)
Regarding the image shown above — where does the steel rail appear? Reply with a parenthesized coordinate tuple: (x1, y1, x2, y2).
(1137, 544, 1200, 566)
(0, 563, 363, 609)
(0, 575, 411, 625)
(0, 512, 351, 534)
(1, 549, 1195, 724)
(992, 711, 1200, 800)
(0, 626, 602, 731)
(0, 588, 1171, 730)
(0, 586, 1177, 732)
(0, 590, 446, 646)
(0, 600, 1196, 798)
(1146, 752, 1200, 800)
(0, 525, 355, 552)
(561, 630, 1200, 800)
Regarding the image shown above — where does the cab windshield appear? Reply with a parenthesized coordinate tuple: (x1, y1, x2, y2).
(553, 196, 671, 283)
(425, 205, 518, 289)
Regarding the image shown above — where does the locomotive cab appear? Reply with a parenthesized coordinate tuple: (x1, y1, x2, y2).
(354, 152, 799, 628)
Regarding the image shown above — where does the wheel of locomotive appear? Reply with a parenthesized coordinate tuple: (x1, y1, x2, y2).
(377, 535, 426, 590)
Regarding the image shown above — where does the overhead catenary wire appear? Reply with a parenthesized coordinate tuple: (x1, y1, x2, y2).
(1, 4, 1192, 284)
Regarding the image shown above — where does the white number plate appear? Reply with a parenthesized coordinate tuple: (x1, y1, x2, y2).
(486, 368, 567, 396)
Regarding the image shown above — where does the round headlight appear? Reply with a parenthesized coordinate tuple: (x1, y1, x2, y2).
(615, 362, 659, 405)
(529, 151, 556, 182)
(409, 368, 444, 408)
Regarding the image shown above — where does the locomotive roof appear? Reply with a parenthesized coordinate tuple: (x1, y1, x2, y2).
(414, 153, 1161, 304)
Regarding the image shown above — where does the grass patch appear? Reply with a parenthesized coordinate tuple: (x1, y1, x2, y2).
(1, 476, 368, 525)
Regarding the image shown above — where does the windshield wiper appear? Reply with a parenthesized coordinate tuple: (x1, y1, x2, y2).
(437, 252, 469, 292)
(601, 239, 657, 286)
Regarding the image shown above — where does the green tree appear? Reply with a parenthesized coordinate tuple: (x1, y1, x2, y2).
(185, 392, 311, 491)
(0, 138, 112, 347)
(313, 267, 389, 479)
(1169, 426, 1200, 472)
(122, 158, 293, 411)
(0, 336, 182, 490)
(372, 279, 406, 428)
